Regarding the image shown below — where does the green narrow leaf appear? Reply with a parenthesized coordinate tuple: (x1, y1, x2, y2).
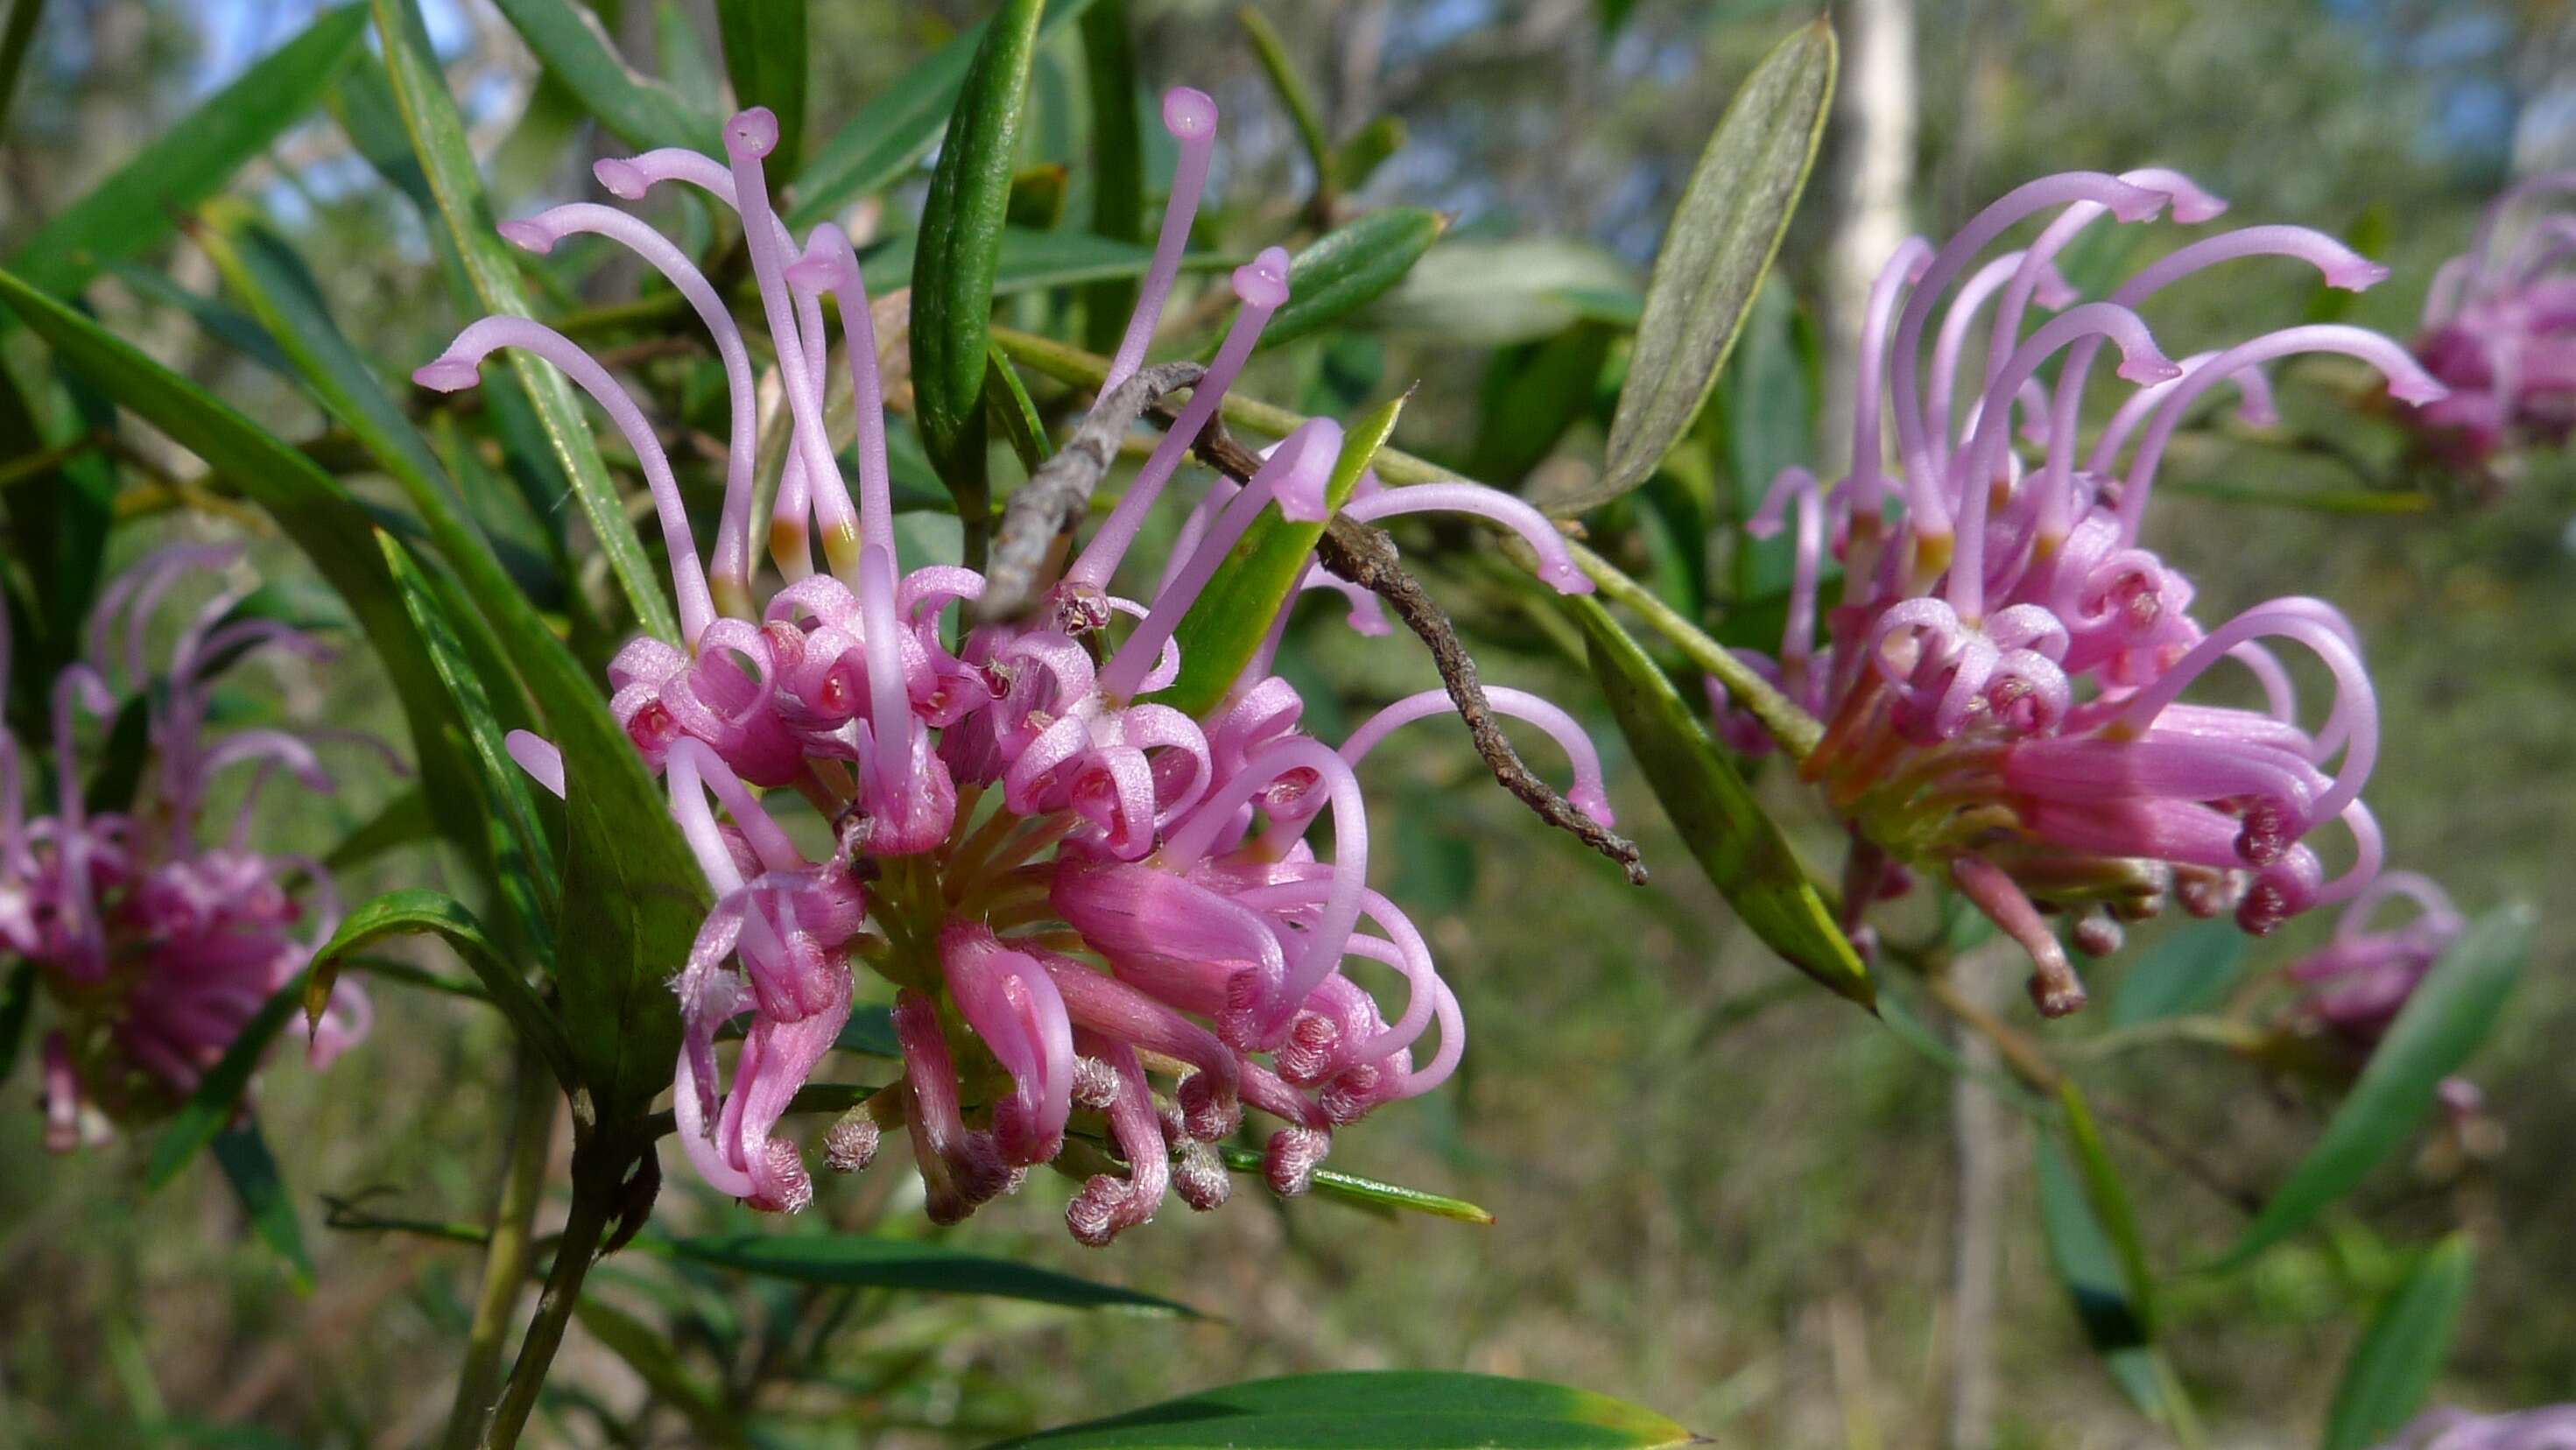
(985, 345, 1052, 474)
(1078, 0, 1143, 355)
(572, 1298, 749, 1450)
(311, 890, 577, 1092)
(2034, 1133, 2188, 1427)
(377, 531, 560, 948)
(858, 225, 1226, 297)
(987, 1371, 1698, 1449)
(144, 976, 306, 1190)
(2058, 1081, 2157, 1338)
(2, 5, 369, 302)
(641, 1233, 1196, 1313)
(1148, 394, 1404, 717)
(1567, 595, 1871, 1006)
(1580, 19, 1833, 513)
(1211, 1145, 1495, 1225)
(1330, 115, 1404, 195)
(911, 0, 1048, 527)
(1469, 322, 1615, 484)
(370, 0, 680, 643)
(1255, 208, 1447, 353)
(211, 1120, 315, 1288)
(1235, 5, 1331, 192)
(489, 0, 722, 154)
(106, 262, 298, 382)
(2321, 1235, 2476, 1450)
(654, 4, 724, 116)
(2226, 907, 2531, 1265)
(714, 0, 806, 175)
(787, 0, 1098, 229)
(2108, 918, 2250, 1028)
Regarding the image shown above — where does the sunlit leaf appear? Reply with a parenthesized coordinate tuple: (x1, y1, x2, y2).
(1211, 1145, 1495, 1225)
(1256, 208, 1448, 353)
(788, 0, 1098, 230)
(2321, 1234, 2476, 1450)
(2226, 907, 2531, 1264)
(641, 1233, 1195, 1313)
(912, 0, 1048, 522)
(490, 0, 721, 154)
(1148, 394, 1403, 717)
(714, 0, 807, 174)
(2, 4, 368, 302)
(1568, 595, 1869, 1006)
(371, 0, 680, 642)
(1584, 19, 1834, 512)
(310, 890, 576, 1092)
(988, 1371, 1698, 1449)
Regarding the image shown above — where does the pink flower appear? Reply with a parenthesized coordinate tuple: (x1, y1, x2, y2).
(1714, 171, 2439, 1016)
(2409, 172, 2576, 461)
(2282, 869, 2463, 1052)
(438, 95, 1600, 1239)
(2, 544, 366, 1148)
(2372, 1406, 2576, 1450)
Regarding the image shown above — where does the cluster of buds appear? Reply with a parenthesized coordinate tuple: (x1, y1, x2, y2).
(1709, 170, 2447, 1016)
(2374, 1407, 2576, 1450)
(2, 545, 366, 1151)
(2409, 172, 2576, 464)
(421, 96, 1603, 1240)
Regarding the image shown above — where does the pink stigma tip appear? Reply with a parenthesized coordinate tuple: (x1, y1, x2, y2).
(412, 358, 482, 392)
(1234, 247, 1292, 310)
(1163, 87, 1218, 140)
(726, 108, 780, 161)
(496, 219, 554, 255)
(594, 157, 649, 199)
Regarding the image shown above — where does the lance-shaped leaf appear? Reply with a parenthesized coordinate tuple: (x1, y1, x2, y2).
(2321, 1235, 2476, 1450)
(0, 0, 45, 133)
(370, 0, 679, 643)
(1577, 19, 1834, 514)
(1148, 394, 1403, 717)
(310, 890, 577, 1093)
(912, 0, 1047, 516)
(1568, 595, 1870, 1006)
(988, 1371, 1699, 1449)
(3, 4, 369, 302)
(2108, 917, 2249, 1027)
(858, 226, 1229, 297)
(714, 0, 806, 175)
(640, 1233, 1195, 1313)
(1236, 4, 1330, 192)
(1079, 0, 1143, 355)
(2034, 1133, 2196, 1431)
(786, 0, 1098, 229)
(1212, 1145, 1495, 1225)
(1254, 208, 1446, 353)
(377, 531, 559, 950)
(2225, 906, 2530, 1265)
(212, 1120, 315, 1289)
(2058, 1081, 2157, 1338)
(490, 0, 721, 155)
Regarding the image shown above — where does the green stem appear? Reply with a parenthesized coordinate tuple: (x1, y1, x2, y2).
(442, 1045, 560, 1450)
(479, 1141, 623, 1450)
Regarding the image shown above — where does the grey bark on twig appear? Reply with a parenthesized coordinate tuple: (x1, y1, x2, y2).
(976, 362, 1208, 623)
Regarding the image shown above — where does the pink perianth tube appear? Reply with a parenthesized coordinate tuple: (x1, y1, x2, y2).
(415, 316, 716, 648)
(1888, 173, 2169, 531)
(2086, 351, 2277, 483)
(1335, 686, 1614, 827)
(667, 737, 804, 874)
(2113, 326, 2446, 546)
(721, 109, 866, 580)
(1094, 417, 1342, 703)
(505, 729, 566, 799)
(1341, 483, 1592, 594)
(1981, 168, 2228, 406)
(501, 204, 764, 616)
(1066, 248, 1293, 594)
(855, 544, 913, 806)
(1929, 251, 2045, 463)
(1747, 468, 1825, 686)
(1946, 303, 2177, 623)
(2113, 600, 2379, 827)
(1843, 238, 1932, 525)
(1103, 88, 1221, 394)
(785, 226, 897, 558)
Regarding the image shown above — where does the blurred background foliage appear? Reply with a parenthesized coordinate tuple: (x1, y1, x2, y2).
(2, 0, 2573, 1446)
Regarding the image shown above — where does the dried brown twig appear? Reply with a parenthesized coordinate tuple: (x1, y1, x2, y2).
(1168, 405, 1649, 885)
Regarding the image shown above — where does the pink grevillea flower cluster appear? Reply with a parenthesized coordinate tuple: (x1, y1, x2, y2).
(2279, 869, 2463, 1053)
(2374, 1407, 2576, 1450)
(419, 98, 1601, 1239)
(1, 545, 366, 1151)
(2410, 172, 2576, 462)
(1707, 169, 2447, 1017)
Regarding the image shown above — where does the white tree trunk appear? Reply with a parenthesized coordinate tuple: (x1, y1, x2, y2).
(1818, 0, 1917, 479)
